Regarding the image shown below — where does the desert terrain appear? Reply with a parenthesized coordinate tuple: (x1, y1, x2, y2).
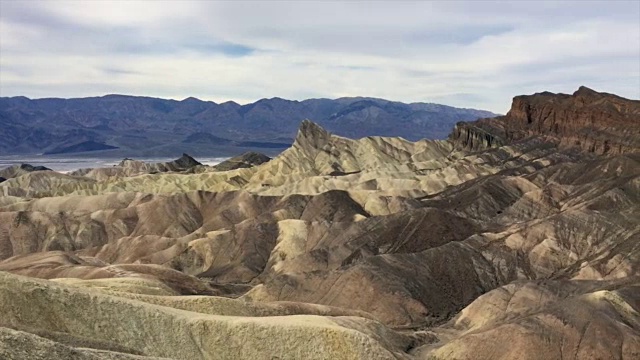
(0, 87, 639, 359)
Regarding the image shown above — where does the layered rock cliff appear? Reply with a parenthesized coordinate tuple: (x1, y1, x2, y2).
(452, 86, 640, 155)
(449, 120, 505, 151)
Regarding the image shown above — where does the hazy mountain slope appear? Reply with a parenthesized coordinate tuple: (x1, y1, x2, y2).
(0, 95, 496, 155)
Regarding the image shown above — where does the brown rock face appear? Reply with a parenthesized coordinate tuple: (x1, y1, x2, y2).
(450, 120, 505, 151)
(452, 86, 640, 155)
(505, 86, 640, 154)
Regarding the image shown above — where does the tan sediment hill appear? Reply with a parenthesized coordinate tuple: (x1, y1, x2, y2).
(419, 278, 640, 359)
(0, 87, 639, 359)
(0, 272, 412, 360)
(0, 163, 52, 180)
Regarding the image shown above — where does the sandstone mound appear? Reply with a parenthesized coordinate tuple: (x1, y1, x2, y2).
(421, 278, 640, 359)
(0, 271, 412, 359)
(0, 163, 52, 180)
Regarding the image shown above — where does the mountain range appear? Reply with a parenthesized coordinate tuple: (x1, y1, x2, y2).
(0, 95, 496, 156)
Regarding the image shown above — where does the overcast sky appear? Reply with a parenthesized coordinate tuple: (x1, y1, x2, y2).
(0, 1, 638, 113)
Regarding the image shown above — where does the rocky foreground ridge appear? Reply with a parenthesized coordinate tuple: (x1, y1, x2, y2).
(0, 87, 639, 359)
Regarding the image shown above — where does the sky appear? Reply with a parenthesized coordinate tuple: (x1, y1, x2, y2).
(0, 1, 638, 113)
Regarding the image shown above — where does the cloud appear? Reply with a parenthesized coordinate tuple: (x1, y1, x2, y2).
(0, 2, 256, 57)
(0, 0, 638, 113)
(101, 67, 144, 76)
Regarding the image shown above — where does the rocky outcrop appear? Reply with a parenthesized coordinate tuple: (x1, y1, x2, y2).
(115, 153, 202, 174)
(212, 152, 271, 171)
(0, 163, 52, 180)
(166, 153, 202, 169)
(69, 153, 202, 180)
(454, 86, 640, 155)
(504, 86, 640, 155)
(449, 120, 505, 151)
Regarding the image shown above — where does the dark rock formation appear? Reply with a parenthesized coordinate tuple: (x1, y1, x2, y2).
(505, 86, 640, 154)
(212, 152, 271, 171)
(69, 153, 202, 180)
(19, 164, 52, 172)
(294, 119, 333, 157)
(168, 153, 202, 169)
(449, 121, 505, 151)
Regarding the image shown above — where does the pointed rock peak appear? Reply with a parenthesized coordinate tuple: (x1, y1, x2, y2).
(573, 86, 600, 98)
(298, 120, 329, 138)
(295, 120, 331, 151)
(236, 151, 271, 163)
(212, 152, 271, 171)
(174, 153, 202, 167)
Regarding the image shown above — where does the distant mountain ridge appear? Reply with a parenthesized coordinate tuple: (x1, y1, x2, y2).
(0, 94, 496, 156)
